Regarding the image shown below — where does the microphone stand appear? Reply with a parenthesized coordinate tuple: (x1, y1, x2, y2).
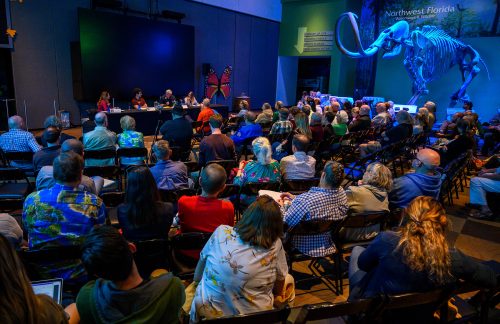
(149, 118, 163, 163)
(2, 98, 16, 128)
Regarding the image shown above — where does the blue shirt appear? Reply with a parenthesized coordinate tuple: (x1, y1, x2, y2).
(389, 172, 442, 208)
(150, 160, 189, 190)
(22, 184, 106, 281)
(0, 129, 42, 152)
(83, 126, 117, 166)
(231, 123, 263, 146)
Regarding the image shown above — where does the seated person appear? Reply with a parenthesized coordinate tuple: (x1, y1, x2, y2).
(359, 110, 413, 157)
(348, 197, 497, 319)
(190, 196, 288, 322)
(309, 112, 324, 142)
(424, 100, 437, 129)
(468, 166, 500, 220)
(348, 105, 371, 132)
(0, 115, 41, 169)
(150, 140, 189, 190)
(371, 102, 392, 128)
(439, 118, 475, 167)
(280, 161, 348, 257)
(177, 164, 234, 259)
(82, 109, 97, 134)
(197, 99, 215, 134)
(42, 115, 76, 146)
(198, 114, 237, 166)
(322, 112, 336, 139)
(280, 134, 316, 180)
(272, 101, 284, 122)
(131, 88, 147, 109)
(68, 226, 185, 324)
(160, 89, 176, 107)
(389, 148, 442, 209)
(343, 162, 392, 241)
(36, 139, 103, 194)
(97, 91, 111, 112)
(118, 166, 174, 241)
(22, 152, 106, 282)
(82, 112, 117, 166)
(481, 111, 500, 156)
(270, 108, 292, 135)
(332, 110, 349, 136)
(33, 126, 61, 172)
(160, 104, 193, 155)
(236, 100, 249, 118)
(231, 111, 263, 147)
(255, 102, 274, 124)
(0, 234, 67, 323)
(117, 115, 145, 165)
(412, 107, 430, 135)
(184, 91, 198, 106)
(436, 112, 463, 139)
(274, 112, 312, 159)
(0, 213, 23, 247)
(233, 137, 281, 205)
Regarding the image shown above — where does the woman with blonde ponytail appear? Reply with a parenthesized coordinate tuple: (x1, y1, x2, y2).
(348, 196, 496, 307)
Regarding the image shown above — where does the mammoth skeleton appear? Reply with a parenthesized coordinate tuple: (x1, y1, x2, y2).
(335, 12, 489, 105)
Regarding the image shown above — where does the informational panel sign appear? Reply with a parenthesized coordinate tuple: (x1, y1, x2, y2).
(380, 0, 499, 37)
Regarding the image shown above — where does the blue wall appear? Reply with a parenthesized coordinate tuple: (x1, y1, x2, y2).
(10, 0, 280, 128)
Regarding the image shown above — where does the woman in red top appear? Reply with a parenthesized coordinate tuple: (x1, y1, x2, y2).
(131, 88, 147, 109)
(97, 91, 111, 112)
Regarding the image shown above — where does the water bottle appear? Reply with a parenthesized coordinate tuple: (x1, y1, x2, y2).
(154, 101, 159, 110)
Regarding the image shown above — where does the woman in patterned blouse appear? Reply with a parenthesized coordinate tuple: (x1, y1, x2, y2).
(233, 137, 281, 206)
(117, 115, 145, 165)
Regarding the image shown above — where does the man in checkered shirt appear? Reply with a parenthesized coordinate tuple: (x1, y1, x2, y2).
(280, 161, 348, 257)
(0, 115, 41, 168)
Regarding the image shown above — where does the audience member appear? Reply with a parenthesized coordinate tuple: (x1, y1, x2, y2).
(463, 100, 473, 111)
(0, 115, 41, 169)
(190, 196, 288, 322)
(117, 115, 145, 165)
(359, 110, 413, 157)
(42, 115, 75, 146)
(131, 88, 147, 109)
(310, 112, 324, 142)
(348, 105, 371, 132)
(343, 163, 392, 241)
(389, 148, 442, 209)
(468, 166, 500, 219)
(481, 112, 500, 156)
(0, 213, 23, 246)
(118, 166, 174, 241)
(177, 164, 234, 258)
(231, 111, 263, 147)
(275, 112, 312, 159)
(150, 140, 189, 190)
(386, 101, 395, 119)
(424, 101, 437, 128)
(82, 109, 97, 134)
(280, 134, 316, 180)
(23, 152, 106, 282)
(69, 226, 185, 324)
(36, 139, 103, 194)
(255, 102, 274, 124)
(322, 112, 336, 139)
(160, 104, 193, 152)
(437, 112, 463, 139)
(236, 99, 249, 118)
(440, 118, 475, 167)
(83, 112, 117, 166)
(273, 100, 284, 122)
(270, 108, 292, 135)
(280, 161, 348, 257)
(33, 126, 61, 172)
(348, 197, 496, 313)
(234, 137, 281, 205)
(371, 102, 392, 128)
(0, 234, 67, 323)
(333, 110, 349, 136)
(198, 114, 237, 166)
(197, 98, 215, 134)
(413, 107, 430, 135)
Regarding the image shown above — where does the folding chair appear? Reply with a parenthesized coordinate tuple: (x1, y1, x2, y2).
(168, 232, 212, 280)
(0, 167, 33, 212)
(116, 147, 148, 165)
(201, 307, 291, 324)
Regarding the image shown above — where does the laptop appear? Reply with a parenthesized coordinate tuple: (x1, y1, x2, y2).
(31, 278, 63, 304)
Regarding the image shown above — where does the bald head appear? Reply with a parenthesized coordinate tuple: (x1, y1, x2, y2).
(376, 102, 386, 113)
(61, 139, 84, 156)
(416, 148, 440, 172)
(95, 112, 108, 126)
(8, 115, 24, 130)
(360, 105, 371, 116)
(424, 101, 436, 113)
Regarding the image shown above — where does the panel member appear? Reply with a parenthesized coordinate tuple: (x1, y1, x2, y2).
(97, 91, 111, 112)
(160, 89, 176, 107)
(131, 88, 147, 109)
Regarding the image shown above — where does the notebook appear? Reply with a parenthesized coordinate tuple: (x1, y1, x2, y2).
(31, 278, 63, 304)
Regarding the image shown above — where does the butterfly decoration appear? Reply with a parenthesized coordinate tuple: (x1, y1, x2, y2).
(204, 65, 232, 100)
(6, 29, 16, 38)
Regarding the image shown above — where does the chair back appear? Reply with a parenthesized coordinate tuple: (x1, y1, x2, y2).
(170, 146, 191, 162)
(280, 178, 320, 194)
(339, 211, 389, 230)
(100, 191, 125, 207)
(241, 182, 280, 195)
(116, 147, 148, 159)
(83, 165, 121, 179)
(0, 167, 33, 211)
(201, 307, 291, 324)
(2, 150, 34, 165)
(133, 239, 170, 278)
(0, 167, 31, 181)
(184, 161, 201, 173)
(19, 245, 82, 281)
(159, 188, 197, 204)
(83, 148, 117, 161)
(288, 219, 340, 236)
(206, 160, 237, 180)
(191, 121, 203, 129)
(169, 232, 212, 279)
(218, 184, 240, 199)
(293, 299, 377, 324)
(267, 133, 289, 144)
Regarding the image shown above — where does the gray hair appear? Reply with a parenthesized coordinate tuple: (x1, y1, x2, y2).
(8, 115, 24, 129)
(396, 110, 413, 125)
(120, 115, 136, 131)
(252, 137, 272, 165)
(152, 140, 170, 160)
(95, 112, 108, 126)
(44, 115, 62, 129)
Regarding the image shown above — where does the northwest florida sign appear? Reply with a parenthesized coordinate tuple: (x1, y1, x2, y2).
(294, 27, 333, 54)
(380, 0, 499, 37)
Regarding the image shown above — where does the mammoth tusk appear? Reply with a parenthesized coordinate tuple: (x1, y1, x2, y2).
(335, 12, 380, 58)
